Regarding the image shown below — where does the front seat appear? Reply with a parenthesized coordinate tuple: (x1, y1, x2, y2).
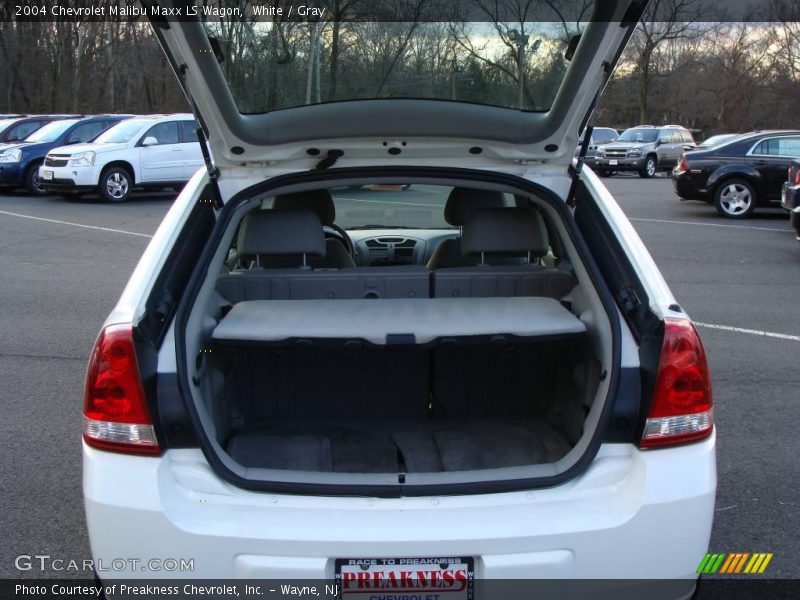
(273, 190, 355, 268)
(426, 188, 506, 269)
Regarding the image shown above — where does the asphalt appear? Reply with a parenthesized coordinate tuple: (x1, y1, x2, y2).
(0, 178, 797, 581)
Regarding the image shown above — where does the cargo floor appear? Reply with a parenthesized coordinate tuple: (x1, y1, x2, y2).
(226, 418, 571, 473)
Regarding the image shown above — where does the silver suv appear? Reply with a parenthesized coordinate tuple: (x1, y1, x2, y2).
(594, 125, 695, 178)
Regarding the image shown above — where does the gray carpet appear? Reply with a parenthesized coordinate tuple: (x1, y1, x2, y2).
(226, 419, 570, 473)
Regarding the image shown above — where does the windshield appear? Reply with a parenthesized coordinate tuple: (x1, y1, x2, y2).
(200, 2, 594, 113)
(617, 128, 658, 143)
(0, 118, 21, 132)
(24, 119, 78, 143)
(95, 120, 152, 144)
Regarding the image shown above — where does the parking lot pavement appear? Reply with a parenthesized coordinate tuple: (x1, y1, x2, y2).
(0, 179, 797, 579)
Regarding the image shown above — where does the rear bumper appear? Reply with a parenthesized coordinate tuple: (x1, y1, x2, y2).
(672, 173, 709, 201)
(84, 433, 716, 587)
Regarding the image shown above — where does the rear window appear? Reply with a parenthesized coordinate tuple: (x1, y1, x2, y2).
(753, 137, 800, 157)
(200, 2, 594, 114)
(264, 185, 514, 230)
(618, 128, 657, 143)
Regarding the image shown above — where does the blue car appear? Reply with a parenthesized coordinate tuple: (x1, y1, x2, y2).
(0, 115, 80, 144)
(0, 115, 132, 195)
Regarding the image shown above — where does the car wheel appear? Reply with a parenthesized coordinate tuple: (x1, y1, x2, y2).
(25, 162, 48, 195)
(639, 156, 657, 178)
(714, 179, 756, 219)
(100, 167, 132, 203)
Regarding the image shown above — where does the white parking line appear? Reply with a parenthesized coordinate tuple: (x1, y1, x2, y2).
(695, 322, 800, 342)
(630, 217, 789, 233)
(0, 209, 153, 238)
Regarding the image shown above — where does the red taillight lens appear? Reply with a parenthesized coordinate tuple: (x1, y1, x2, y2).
(794, 169, 800, 186)
(676, 156, 688, 173)
(83, 324, 160, 455)
(640, 318, 713, 449)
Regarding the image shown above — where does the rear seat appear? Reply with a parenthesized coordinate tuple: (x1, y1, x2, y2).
(432, 208, 577, 299)
(217, 209, 429, 302)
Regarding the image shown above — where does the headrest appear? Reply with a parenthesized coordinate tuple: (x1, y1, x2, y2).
(272, 189, 335, 225)
(444, 188, 507, 226)
(461, 208, 549, 258)
(237, 209, 326, 258)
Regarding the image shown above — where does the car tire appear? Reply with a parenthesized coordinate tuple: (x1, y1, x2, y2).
(25, 162, 48, 195)
(714, 178, 757, 219)
(639, 156, 657, 179)
(99, 166, 132, 203)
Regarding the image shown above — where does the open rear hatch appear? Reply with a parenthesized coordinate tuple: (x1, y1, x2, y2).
(146, 0, 646, 171)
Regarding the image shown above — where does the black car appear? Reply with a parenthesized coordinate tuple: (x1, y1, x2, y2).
(782, 158, 800, 240)
(673, 130, 800, 219)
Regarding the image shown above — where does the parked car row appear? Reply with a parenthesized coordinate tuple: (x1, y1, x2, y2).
(0, 112, 203, 201)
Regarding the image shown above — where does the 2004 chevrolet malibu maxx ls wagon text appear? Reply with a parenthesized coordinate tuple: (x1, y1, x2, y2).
(82, 2, 715, 598)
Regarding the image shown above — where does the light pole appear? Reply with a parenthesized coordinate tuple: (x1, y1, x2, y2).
(508, 30, 529, 109)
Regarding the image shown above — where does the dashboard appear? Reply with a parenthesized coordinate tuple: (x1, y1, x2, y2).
(346, 229, 459, 267)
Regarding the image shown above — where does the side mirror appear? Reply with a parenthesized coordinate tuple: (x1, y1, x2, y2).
(142, 136, 159, 147)
(655, 138, 666, 146)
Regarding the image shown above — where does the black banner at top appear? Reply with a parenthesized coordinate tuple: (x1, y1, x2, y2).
(1, 0, 795, 23)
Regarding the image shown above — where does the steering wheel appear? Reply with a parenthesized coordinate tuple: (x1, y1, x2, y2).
(324, 225, 357, 262)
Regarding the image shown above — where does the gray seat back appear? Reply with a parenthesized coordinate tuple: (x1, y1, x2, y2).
(218, 266, 430, 302)
(427, 188, 507, 269)
(433, 208, 577, 299)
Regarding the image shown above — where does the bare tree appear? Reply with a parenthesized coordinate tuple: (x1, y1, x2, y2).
(630, 0, 703, 122)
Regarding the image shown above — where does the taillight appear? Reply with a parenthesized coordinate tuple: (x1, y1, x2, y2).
(676, 156, 688, 174)
(83, 324, 160, 455)
(794, 169, 800, 186)
(640, 318, 713, 449)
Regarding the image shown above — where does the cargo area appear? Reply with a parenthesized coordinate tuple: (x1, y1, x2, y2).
(200, 296, 598, 474)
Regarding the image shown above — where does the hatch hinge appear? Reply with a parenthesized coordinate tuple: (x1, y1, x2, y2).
(314, 149, 344, 170)
(617, 284, 642, 315)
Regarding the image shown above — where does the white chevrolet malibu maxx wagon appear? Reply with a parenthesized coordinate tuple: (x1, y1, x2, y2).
(83, 1, 715, 597)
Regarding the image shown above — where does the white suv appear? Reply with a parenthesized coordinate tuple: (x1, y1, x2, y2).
(40, 114, 203, 202)
(83, 2, 715, 596)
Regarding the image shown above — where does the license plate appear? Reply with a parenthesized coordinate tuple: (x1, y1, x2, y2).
(335, 557, 474, 600)
(42, 170, 54, 180)
(608, 159, 618, 165)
